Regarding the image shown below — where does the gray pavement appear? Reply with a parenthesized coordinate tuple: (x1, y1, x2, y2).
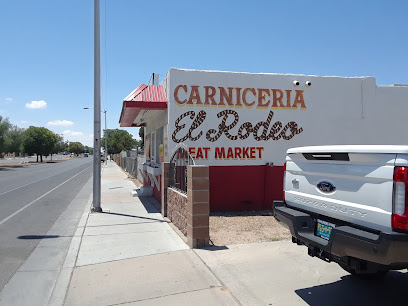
(0, 158, 92, 292)
(9, 160, 406, 305)
(78, 162, 188, 265)
(66, 251, 237, 306)
(196, 242, 346, 305)
(0, 165, 93, 305)
(64, 161, 238, 305)
(196, 242, 408, 306)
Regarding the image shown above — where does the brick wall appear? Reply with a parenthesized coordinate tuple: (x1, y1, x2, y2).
(161, 163, 210, 248)
(161, 162, 170, 216)
(167, 187, 188, 236)
(186, 166, 209, 248)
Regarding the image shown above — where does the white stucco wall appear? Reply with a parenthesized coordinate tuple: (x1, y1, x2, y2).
(363, 85, 408, 144)
(141, 75, 169, 165)
(141, 72, 170, 137)
(144, 110, 167, 135)
(165, 68, 408, 166)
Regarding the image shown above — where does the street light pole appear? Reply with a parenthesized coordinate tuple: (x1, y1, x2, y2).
(92, 0, 102, 213)
(85, 108, 107, 165)
(102, 110, 108, 165)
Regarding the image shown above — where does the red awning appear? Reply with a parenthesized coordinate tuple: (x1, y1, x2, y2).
(119, 84, 167, 127)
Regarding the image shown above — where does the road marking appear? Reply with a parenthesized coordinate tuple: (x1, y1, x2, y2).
(0, 165, 92, 226)
(0, 162, 89, 196)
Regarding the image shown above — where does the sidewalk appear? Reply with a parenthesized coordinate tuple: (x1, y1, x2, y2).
(61, 162, 405, 306)
(63, 161, 239, 305)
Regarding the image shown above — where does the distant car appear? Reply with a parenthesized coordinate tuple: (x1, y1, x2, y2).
(84, 153, 89, 157)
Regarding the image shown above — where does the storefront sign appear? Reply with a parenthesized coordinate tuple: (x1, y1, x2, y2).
(173, 85, 306, 109)
(171, 110, 303, 143)
(168, 70, 310, 166)
(188, 146, 264, 160)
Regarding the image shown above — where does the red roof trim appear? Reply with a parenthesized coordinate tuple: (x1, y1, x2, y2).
(124, 84, 166, 103)
(124, 101, 167, 109)
(119, 84, 167, 127)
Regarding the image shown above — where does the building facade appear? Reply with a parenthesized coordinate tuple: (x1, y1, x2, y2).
(119, 68, 408, 211)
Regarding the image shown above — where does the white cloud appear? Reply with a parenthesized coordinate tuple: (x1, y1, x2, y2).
(63, 130, 84, 136)
(5, 98, 13, 102)
(18, 120, 29, 128)
(62, 130, 93, 146)
(26, 100, 47, 109)
(47, 120, 74, 127)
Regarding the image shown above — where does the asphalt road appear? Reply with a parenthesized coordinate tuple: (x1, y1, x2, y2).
(0, 157, 93, 291)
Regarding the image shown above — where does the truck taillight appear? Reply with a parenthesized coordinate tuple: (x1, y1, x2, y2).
(283, 162, 287, 200)
(392, 166, 408, 231)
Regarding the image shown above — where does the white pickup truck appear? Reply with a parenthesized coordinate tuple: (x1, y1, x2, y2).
(273, 145, 408, 277)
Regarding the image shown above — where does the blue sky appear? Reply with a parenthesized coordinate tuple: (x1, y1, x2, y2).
(0, 0, 407, 146)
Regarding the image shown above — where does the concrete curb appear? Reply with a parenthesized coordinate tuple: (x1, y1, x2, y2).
(0, 170, 93, 306)
(49, 162, 108, 305)
(47, 196, 92, 306)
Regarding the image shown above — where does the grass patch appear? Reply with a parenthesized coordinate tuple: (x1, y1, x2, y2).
(269, 237, 285, 242)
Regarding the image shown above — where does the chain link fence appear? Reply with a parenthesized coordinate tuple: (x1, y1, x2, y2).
(117, 149, 145, 182)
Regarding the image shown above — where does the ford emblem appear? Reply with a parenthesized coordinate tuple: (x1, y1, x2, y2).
(317, 181, 336, 194)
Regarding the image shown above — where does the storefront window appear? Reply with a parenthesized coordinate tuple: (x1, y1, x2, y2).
(145, 135, 151, 162)
(155, 126, 164, 164)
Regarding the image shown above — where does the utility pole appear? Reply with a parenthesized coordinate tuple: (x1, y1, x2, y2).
(102, 110, 108, 165)
(84, 107, 107, 165)
(92, 0, 102, 212)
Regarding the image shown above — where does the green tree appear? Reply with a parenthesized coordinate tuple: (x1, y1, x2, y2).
(64, 141, 70, 153)
(83, 145, 93, 155)
(50, 134, 65, 159)
(131, 138, 140, 149)
(102, 129, 133, 154)
(138, 127, 144, 149)
(23, 126, 58, 162)
(5, 125, 25, 155)
(0, 116, 11, 155)
(68, 142, 84, 155)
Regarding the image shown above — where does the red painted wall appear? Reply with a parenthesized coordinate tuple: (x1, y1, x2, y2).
(143, 173, 161, 204)
(209, 165, 284, 212)
(153, 179, 161, 204)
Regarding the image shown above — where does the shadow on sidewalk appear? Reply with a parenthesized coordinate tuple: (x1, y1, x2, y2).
(210, 210, 274, 218)
(295, 271, 408, 306)
(139, 197, 161, 213)
(0, 166, 20, 171)
(18, 235, 62, 239)
(200, 244, 229, 251)
(102, 211, 169, 223)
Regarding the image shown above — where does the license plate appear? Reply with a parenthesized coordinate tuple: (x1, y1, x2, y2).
(316, 219, 335, 240)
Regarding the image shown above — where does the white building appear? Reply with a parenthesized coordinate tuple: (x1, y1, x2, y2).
(119, 68, 408, 211)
